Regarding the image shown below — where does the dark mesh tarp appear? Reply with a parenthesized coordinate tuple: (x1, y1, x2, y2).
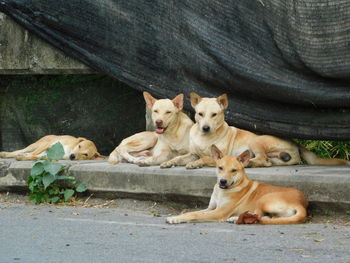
(1, 0, 350, 139)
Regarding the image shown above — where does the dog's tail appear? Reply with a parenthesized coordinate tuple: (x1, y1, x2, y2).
(298, 145, 350, 166)
(259, 204, 307, 225)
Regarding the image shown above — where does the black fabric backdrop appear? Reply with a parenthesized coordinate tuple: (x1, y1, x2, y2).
(1, 0, 350, 139)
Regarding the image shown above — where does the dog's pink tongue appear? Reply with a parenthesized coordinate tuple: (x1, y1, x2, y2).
(156, 127, 165, 134)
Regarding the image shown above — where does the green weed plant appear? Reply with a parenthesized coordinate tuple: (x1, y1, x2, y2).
(27, 142, 87, 204)
(294, 140, 350, 160)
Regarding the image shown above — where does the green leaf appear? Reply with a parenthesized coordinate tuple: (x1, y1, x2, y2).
(48, 188, 60, 196)
(28, 181, 36, 192)
(76, 183, 87, 193)
(43, 159, 51, 166)
(29, 193, 37, 203)
(27, 175, 34, 184)
(34, 177, 43, 185)
(30, 192, 48, 204)
(49, 196, 60, 203)
(30, 162, 44, 176)
(44, 163, 63, 176)
(55, 176, 75, 181)
(64, 189, 75, 201)
(47, 142, 65, 160)
(42, 173, 56, 189)
(346, 210, 350, 215)
(29, 191, 50, 204)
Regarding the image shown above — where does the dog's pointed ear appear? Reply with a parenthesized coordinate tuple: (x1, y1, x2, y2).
(217, 94, 228, 110)
(77, 137, 87, 142)
(172, 93, 184, 110)
(143, 92, 157, 109)
(190, 92, 202, 108)
(211, 144, 223, 160)
(237, 150, 251, 166)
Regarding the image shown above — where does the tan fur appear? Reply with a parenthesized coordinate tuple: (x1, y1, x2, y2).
(166, 146, 308, 225)
(161, 93, 350, 168)
(0, 135, 102, 161)
(126, 140, 143, 147)
(108, 92, 194, 165)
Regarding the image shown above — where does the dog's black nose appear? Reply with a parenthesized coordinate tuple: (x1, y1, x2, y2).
(220, 179, 227, 185)
(202, 125, 210, 132)
(69, 154, 75, 160)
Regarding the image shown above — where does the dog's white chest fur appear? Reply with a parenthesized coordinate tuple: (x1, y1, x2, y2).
(216, 192, 230, 207)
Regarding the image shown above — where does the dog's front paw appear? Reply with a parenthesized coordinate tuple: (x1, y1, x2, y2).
(15, 154, 28, 161)
(0, 152, 6, 158)
(160, 161, 174, 169)
(136, 160, 151, 167)
(108, 160, 119, 165)
(226, 216, 239, 224)
(125, 155, 145, 163)
(247, 160, 272, 168)
(166, 216, 184, 224)
(107, 155, 119, 165)
(186, 161, 203, 169)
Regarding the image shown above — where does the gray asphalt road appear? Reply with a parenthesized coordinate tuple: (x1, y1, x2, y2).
(0, 203, 349, 263)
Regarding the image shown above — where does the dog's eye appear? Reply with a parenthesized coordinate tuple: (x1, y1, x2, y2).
(211, 113, 217, 117)
(166, 111, 171, 114)
(78, 145, 81, 149)
(154, 110, 158, 113)
(231, 169, 237, 173)
(83, 153, 88, 156)
(198, 112, 204, 117)
(218, 166, 223, 170)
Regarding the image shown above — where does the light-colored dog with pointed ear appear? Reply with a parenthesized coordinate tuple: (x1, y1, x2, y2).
(108, 92, 193, 166)
(161, 92, 350, 169)
(166, 145, 308, 225)
(0, 135, 103, 161)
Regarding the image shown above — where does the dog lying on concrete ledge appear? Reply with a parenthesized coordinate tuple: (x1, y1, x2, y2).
(166, 145, 308, 225)
(161, 92, 350, 169)
(0, 135, 102, 161)
(108, 92, 193, 166)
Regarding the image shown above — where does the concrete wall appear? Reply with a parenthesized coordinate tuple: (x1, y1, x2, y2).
(0, 12, 93, 74)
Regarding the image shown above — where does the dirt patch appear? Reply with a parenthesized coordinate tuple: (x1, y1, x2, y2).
(1, 192, 349, 225)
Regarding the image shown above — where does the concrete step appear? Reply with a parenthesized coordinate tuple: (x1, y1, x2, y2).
(1, 158, 349, 210)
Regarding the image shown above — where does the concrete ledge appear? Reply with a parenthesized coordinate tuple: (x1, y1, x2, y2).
(1, 158, 350, 210)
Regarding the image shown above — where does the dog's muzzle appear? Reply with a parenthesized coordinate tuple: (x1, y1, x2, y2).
(155, 126, 166, 134)
(219, 178, 235, 189)
(155, 120, 166, 134)
(219, 178, 228, 189)
(202, 125, 210, 133)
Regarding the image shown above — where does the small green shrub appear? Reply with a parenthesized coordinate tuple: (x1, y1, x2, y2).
(27, 142, 87, 204)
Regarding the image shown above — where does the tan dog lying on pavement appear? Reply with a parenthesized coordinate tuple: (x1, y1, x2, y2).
(161, 93, 350, 169)
(166, 145, 308, 225)
(0, 135, 102, 161)
(108, 92, 194, 166)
